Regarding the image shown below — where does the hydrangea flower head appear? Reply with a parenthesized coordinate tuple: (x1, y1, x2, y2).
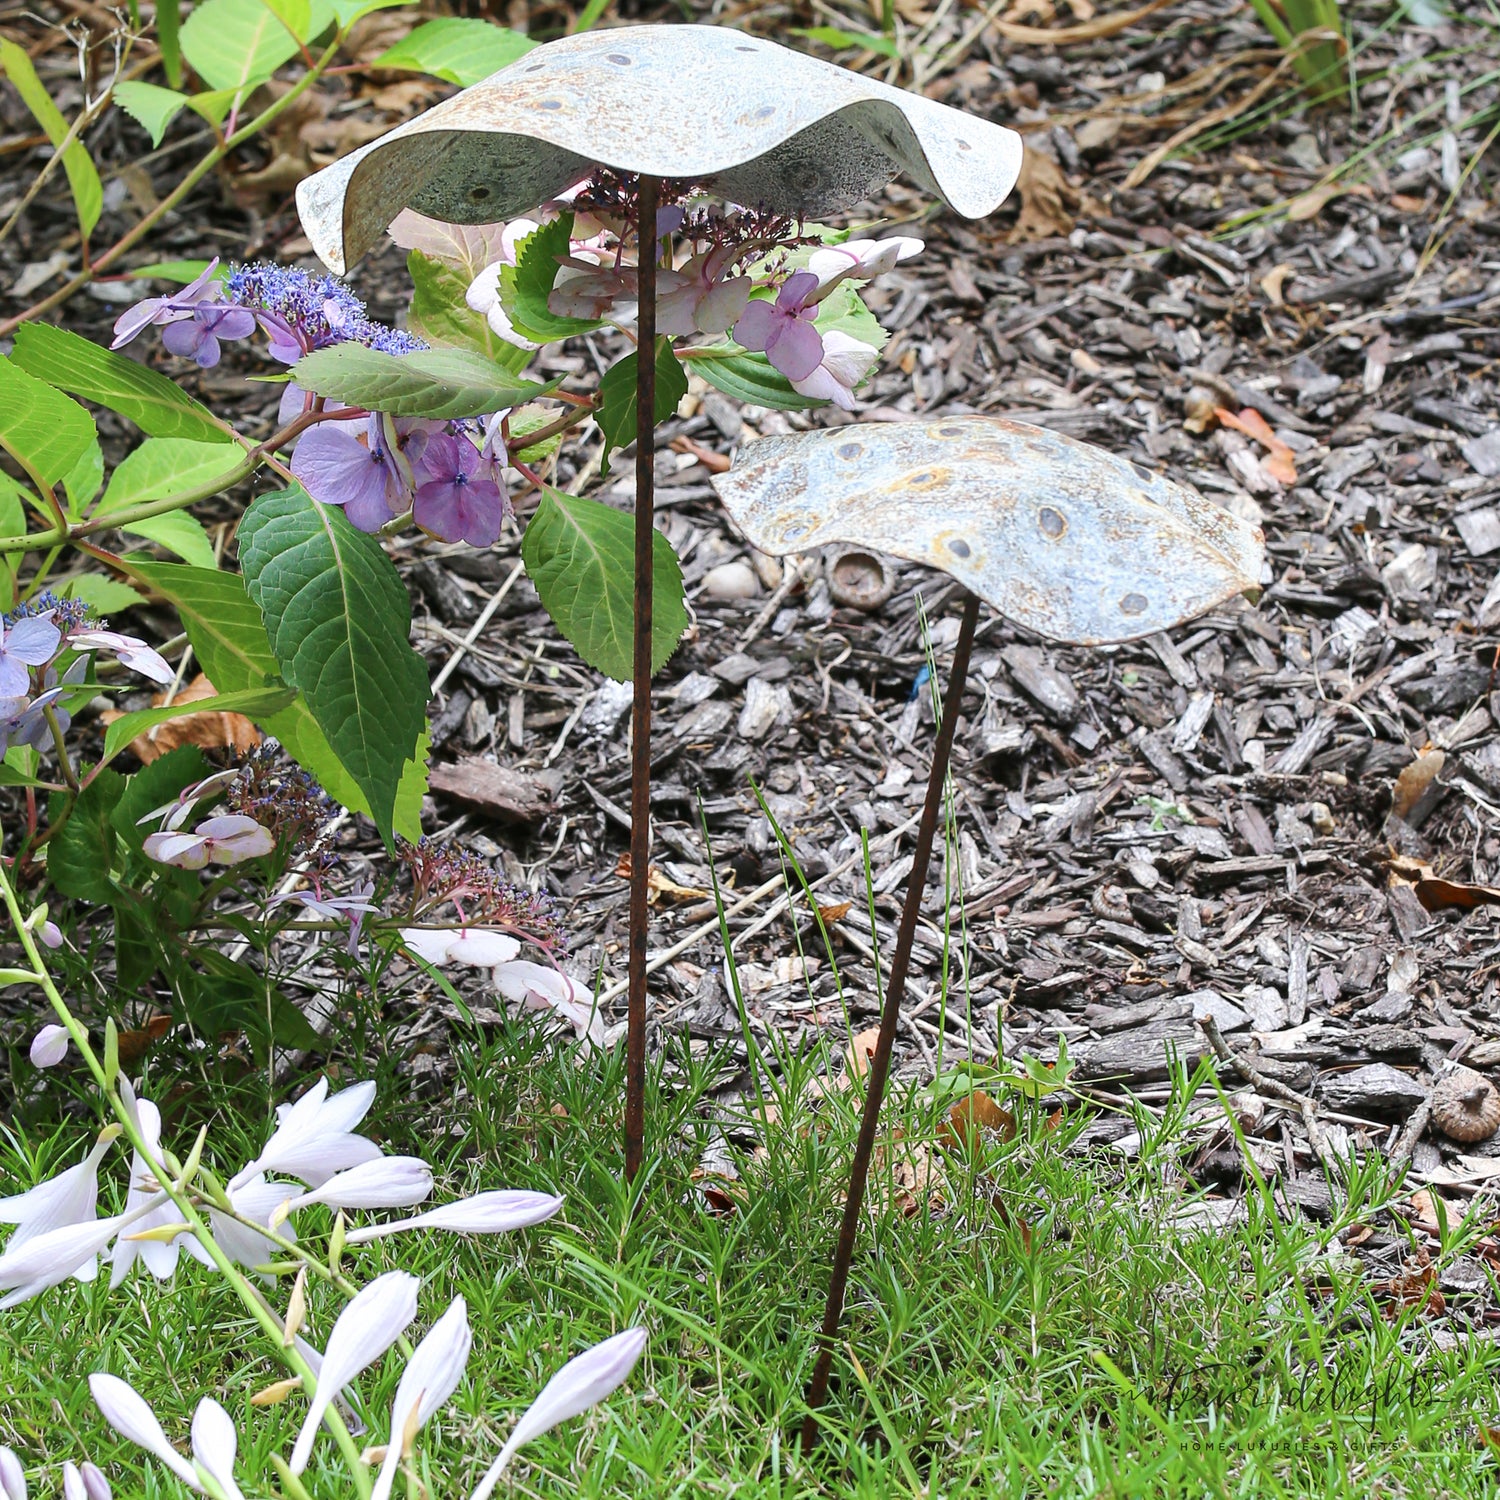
(225, 263, 427, 360)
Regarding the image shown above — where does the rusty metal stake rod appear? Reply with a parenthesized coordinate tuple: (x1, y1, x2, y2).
(801, 587, 981, 1442)
(625, 173, 661, 1185)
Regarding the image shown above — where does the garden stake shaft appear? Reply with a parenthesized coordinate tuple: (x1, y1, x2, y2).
(625, 173, 661, 1184)
(801, 587, 981, 1443)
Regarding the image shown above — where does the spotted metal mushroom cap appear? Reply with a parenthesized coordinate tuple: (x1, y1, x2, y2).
(711, 417, 1266, 646)
(295, 24, 1024, 275)
(1430, 1065, 1500, 1144)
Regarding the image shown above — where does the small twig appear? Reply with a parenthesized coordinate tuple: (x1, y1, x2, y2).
(429, 560, 526, 696)
(1198, 1014, 1339, 1177)
(1391, 1091, 1434, 1169)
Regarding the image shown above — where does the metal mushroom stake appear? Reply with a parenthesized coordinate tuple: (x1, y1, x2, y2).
(711, 417, 1264, 1437)
(293, 25, 1023, 1184)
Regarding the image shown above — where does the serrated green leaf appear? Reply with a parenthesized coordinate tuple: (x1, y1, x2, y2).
(48, 771, 125, 902)
(113, 81, 189, 147)
(508, 404, 563, 464)
(238, 487, 428, 843)
(329, 0, 409, 20)
(501, 215, 606, 342)
(59, 571, 144, 615)
(687, 346, 819, 411)
(0, 483, 23, 609)
(406, 250, 531, 371)
(0, 40, 103, 239)
(61, 439, 104, 514)
(102, 685, 296, 765)
(156, 0, 184, 87)
(124, 259, 222, 285)
(11, 324, 233, 443)
(258, 0, 311, 42)
(372, 18, 534, 86)
(96, 434, 244, 500)
(793, 25, 900, 57)
(130, 561, 425, 837)
(595, 339, 688, 477)
(180, 0, 333, 91)
(120, 511, 218, 569)
(185, 82, 272, 127)
(521, 488, 686, 682)
(291, 344, 549, 419)
(0, 356, 99, 488)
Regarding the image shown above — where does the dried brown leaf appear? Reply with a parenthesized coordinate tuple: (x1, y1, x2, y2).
(101, 673, 261, 764)
(937, 1090, 1017, 1153)
(1391, 746, 1445, 822)
(1007, 149, 1077, 242)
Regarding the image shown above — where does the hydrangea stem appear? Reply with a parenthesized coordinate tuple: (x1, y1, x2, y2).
(625, 174, 660, 1185)
(800, 588, 980, 1443)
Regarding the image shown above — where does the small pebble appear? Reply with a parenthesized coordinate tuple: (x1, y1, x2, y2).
(702, 561, 761, 601)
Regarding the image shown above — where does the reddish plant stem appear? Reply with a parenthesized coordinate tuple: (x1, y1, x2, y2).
(625, 174, 660, 1185)
(801, 588, 981, 1443)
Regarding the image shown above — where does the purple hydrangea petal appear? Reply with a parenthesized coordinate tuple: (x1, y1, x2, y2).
(5, 616, 62, 666)
(732, 298, 776, 353)
(291, 424, 402, 533)
(160, 318, 218, 367)
(778, 270, 821, 311)
(110, 297, 169, 349)
(764, 316, 825, 382)
(414, 478, 502, 547)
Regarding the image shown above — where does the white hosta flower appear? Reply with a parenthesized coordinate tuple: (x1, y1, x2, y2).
(805, 234, 923, 296)
(289, 1156, 433, 1212)
(0, 1131, 113, 1265)
(61, 1462, 110, 1500)
(232, 1077, 382, 1190)
(290, 1270, 420, 1474)
(0, 1446, 25, 1500)
(109, 1099, 184, 1288)
(89, 1373, 199, 1488)
(400, 927, 521, 968)
(28, 1023, 69, 1068)
(492, 960, 603, 1046)
(202, 1173, 298, 1272)
(371, 1295, 473, 1500)
(191, 1398, 245, 1500)
(344, 1189, 564, 1245)
(470, 1326, 648, 1499)
(0, 1209, 144, 1308)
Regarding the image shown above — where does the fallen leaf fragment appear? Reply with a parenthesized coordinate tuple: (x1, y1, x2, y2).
(1215, 407, 1297, 485)
(101, 673, 260, 764)
(117, 1012, 172, 1064)
(1008, 149, 1077, 242)
(1388, 855, 1500, 914)
(1259, 262, 1295, 306)
(844, 1026, 883, 1084)
(1391, 746, 1444, 822)
(612, 853, 710, 902)
(937, 1090, 1017, 1153)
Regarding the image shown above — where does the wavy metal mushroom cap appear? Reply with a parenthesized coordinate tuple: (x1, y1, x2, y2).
(296, 25, 1023, 274)
(711, 417, 1266, 646)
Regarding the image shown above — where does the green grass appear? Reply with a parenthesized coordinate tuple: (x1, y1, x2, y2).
(3, 1015, 1500, 1499)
